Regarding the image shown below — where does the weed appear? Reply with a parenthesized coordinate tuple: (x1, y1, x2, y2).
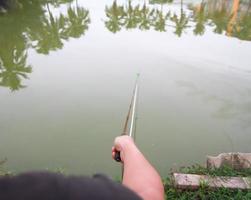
(164, 165, 251, 199)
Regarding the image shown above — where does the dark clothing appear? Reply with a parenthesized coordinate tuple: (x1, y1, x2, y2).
(0, 172, 142, 200)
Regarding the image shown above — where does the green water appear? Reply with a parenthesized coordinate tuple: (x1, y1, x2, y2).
(0, 0, 251, 177)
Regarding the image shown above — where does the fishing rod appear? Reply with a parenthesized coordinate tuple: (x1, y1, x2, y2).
(114, 74, 140, 162)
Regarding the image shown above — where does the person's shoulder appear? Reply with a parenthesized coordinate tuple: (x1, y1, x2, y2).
(67, 173, 142, 200)
(0, 172, 142, 200)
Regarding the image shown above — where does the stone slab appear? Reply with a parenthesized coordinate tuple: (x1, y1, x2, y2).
(173, 173, 251, 190)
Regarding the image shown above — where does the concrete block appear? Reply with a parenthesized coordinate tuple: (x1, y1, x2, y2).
(173, 173, 251, 190)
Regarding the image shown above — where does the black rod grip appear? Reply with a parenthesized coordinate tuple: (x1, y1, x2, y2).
(114, 150, 121, 162)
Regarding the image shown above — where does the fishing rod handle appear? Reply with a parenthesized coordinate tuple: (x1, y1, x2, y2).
(114, 150, 122, 162)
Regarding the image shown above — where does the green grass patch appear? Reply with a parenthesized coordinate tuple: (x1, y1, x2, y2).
(164, 164, 251, 200)
(178, 164, 251, 177)
(0, 158, 9, 176)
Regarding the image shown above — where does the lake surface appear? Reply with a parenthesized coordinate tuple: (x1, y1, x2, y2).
(0, 0, 251, 177)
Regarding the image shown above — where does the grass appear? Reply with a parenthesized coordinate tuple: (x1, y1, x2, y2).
(177, 164, 251, 177)
(0, 158, 11, 176)
(0, 160, 65, 176)
(164, 164, 251, 200)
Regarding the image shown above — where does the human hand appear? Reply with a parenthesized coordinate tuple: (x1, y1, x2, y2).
(112, 135, 135, 162)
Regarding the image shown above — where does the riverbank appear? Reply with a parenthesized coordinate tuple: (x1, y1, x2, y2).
(1, 163, 251, 199)
(164, 164, 251, 199)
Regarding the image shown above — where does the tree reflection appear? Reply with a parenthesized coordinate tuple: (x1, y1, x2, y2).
(192, 3, 207, 35)
(148, 0, 172, 32)
(233, 14, 251, 40)
(170, 0, 190, 37)
(124, 1, 141, 29)
(138, 3, 154, 30)
(153, 7, 170, 32)
(63, 5, 90, 38)
(105, 0, 126, 33)
(30, 3, 66, 54)
(105, 0, 251, 41)
(0, 0, 90, 91)
(207, 5, 229, 34)
(105, 0, 170, 32)
(190, 0, 251, 40)
(29, 1, 90, 54)
(0, 46, 32, 91)
(0, 2, 33, 91)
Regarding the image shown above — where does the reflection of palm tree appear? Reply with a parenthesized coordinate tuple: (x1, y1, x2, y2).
(153, 9, 169, 32)
(190, 0, 251, 41)
(105, 0, 125, 33)
(124, 0, 141, 29)
(189, 0, 231, 35)
(31, 3, 66, 54)
(232, 14, 251, 40)
(192, 3, 207, 35)
(0, 0, 43, 91)
(170, 0, 190, 37)
(138, 3, 155, 30)
(0, 49, 32, 91)
(0, 0, 90, 91)
(63, 1, 90, 38)
(209, 8, 229, 34)
(29, 1, 90, 54)
(105, 0, 169, 32)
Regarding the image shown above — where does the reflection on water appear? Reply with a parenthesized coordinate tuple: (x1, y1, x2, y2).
(191, 0, 251, 39)
(105, 0, 171, 33)
(1, 0, 251, 91)
(170, 0, 190, 36)
(0, 0, 90, 91)
(105, 0, 251, 39)
(0, 0, 250, 176)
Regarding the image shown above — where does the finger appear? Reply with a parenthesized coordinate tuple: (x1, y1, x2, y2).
(114, 137, 122, 151)
(112, 147, 115, 159)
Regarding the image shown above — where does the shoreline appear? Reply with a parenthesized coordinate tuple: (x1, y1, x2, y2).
(1, 163, 251, 199)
